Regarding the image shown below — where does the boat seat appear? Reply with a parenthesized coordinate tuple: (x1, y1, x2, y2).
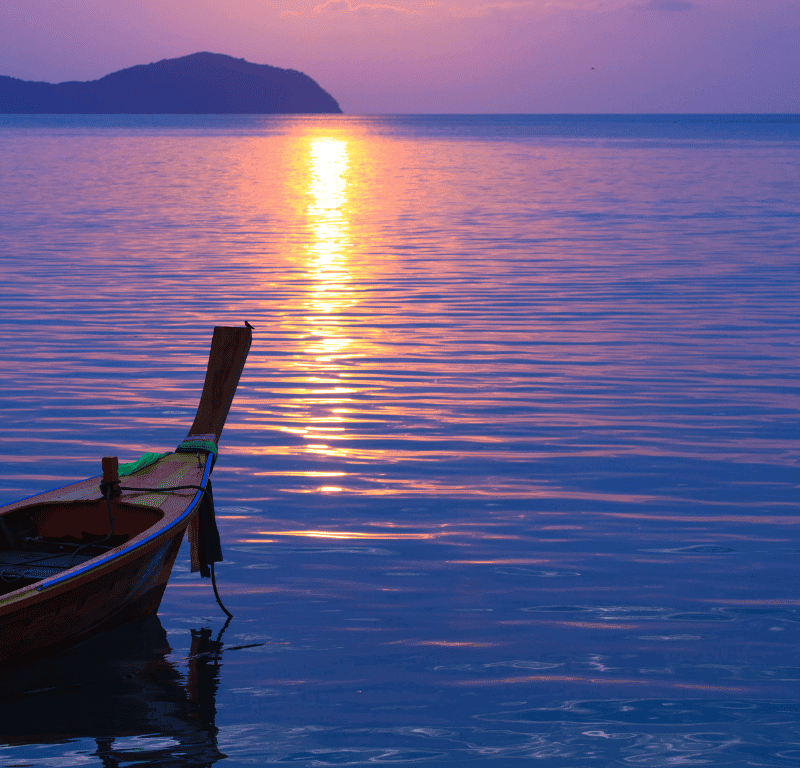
(0, 548, 98, 580)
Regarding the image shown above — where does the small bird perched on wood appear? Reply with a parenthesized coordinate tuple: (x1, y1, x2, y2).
(244, 321, 254, 330)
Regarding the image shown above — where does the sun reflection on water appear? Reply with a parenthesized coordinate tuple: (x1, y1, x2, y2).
(249, 530, 441, 540)
(306, 137, 352, 317)
(295, 136, 359, 479)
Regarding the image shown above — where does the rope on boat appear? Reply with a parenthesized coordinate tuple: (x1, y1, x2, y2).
(67, 485, 117, 566)
(119, 483, 233, 619)
(1, 482, 233, 619)
(211, 562, 233, 619)
(0, 549, 96, 582)
(175, 440, 219, 471)
(1, 488, 120, 580)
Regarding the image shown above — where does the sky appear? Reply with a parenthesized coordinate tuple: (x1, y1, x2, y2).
(1, 0, 798, 113)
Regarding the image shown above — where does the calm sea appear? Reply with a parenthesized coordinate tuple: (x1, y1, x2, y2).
(1, 114, 799, 766)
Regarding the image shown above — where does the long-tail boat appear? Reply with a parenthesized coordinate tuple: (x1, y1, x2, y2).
(0, 325, 251, 666)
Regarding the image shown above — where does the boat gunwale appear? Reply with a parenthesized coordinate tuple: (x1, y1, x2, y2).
(0, 451, 213, 607)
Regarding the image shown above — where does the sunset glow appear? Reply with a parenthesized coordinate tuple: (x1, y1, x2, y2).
(1, 0, 798, 744)
(1, 0, 796, 112)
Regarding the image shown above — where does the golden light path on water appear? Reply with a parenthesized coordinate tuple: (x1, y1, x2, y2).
(304, 137, 353, 473)
(285, 134, 357, 494)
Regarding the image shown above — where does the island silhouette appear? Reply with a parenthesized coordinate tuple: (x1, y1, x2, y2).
(0, 52, 342, 114)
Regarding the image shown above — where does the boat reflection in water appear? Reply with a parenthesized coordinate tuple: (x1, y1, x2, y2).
(0, 616, 229, 766)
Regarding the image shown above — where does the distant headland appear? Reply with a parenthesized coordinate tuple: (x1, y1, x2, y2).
(0, 52, 342, 114)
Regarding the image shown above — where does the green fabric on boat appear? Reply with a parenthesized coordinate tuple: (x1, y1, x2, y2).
(118, 451, 171, 476)
(176, 439, 219, 473)
(176, 439, 219, 458)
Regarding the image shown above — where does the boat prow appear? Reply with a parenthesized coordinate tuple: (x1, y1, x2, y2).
(0, 325, 252, 666)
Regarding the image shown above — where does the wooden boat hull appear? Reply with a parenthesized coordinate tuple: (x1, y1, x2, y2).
(0, 326, 251, 667)
(0, 451, 213, 666)
(0, 526, 185, 665)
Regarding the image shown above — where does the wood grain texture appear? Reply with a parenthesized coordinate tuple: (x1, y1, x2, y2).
(188, 326, 252, 443)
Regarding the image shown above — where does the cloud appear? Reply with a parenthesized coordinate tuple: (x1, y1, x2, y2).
(448, 0, 634, 18)
(314, 0, 412, 12)
(645, 0, 695, 9)
(449, 1, 539, 18)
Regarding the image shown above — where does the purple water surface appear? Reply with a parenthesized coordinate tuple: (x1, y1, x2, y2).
(1, 115, 799, 766)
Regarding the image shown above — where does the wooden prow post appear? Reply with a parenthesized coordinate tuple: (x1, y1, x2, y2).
(101, 456, 121, 498)
(186, 326, 252, 444)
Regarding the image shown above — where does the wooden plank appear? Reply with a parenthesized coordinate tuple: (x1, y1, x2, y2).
(187, 326, 252, 443)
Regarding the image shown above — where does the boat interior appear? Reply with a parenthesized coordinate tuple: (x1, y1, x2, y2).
(0, 500, 163, 597)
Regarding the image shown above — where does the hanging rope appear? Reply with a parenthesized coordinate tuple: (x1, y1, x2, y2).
(119, 482, 233, 619)
(211, 563, 233, 619)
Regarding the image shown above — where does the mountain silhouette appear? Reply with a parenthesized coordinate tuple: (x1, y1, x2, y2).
(0, 52, 342, 114)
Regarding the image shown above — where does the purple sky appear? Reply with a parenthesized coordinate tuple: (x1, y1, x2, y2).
(1, 0, 798, 113)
